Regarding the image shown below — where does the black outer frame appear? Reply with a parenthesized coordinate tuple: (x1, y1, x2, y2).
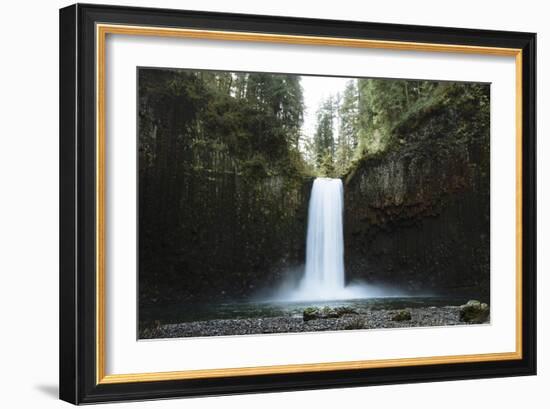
(59, 3, 536, 405)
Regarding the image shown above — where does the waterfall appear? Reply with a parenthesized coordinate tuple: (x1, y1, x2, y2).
(300, 178, 346, 297)
(271, 177, 388, 302)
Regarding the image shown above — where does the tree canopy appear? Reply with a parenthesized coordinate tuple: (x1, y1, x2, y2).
(304, 78, 488, 177)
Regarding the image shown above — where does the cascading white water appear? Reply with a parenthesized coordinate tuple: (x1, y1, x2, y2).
(300, 178, 346, 297)
(271, 177, 394, 302)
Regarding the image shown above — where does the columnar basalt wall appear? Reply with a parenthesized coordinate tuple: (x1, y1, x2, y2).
(344, 85, 490, 297)
(139, 143, 313, 306)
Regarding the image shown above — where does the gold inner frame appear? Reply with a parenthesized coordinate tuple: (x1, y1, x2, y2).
(95, 23, 523, 385)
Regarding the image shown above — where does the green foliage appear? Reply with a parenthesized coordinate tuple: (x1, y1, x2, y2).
(305, 78, 435, 175)
(318, 150, 336, 178)
(354, 79, 440, 157)
(312, 96, 337, 173)
(336, 80, 360, 175)
(303, 78, 489, 178)
(140, 69, 308, 180)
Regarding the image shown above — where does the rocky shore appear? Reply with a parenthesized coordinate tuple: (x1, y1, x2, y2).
(139, 304, 489, 339)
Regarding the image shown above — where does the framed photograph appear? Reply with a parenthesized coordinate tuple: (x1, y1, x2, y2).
(59, 3, 536, 404)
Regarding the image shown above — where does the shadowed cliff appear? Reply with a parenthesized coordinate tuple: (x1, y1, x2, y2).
(344, 84, 490, 297)
(138, 68, 313, 306)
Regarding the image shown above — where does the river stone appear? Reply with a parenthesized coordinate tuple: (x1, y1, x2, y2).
(303, 306, 358, 321)
(459, 300, 489, 323)
(391, 309, 412, 321)
(344, 317, 366, 330)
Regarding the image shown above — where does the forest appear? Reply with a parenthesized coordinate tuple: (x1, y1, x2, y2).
(138, 68, 490, 309)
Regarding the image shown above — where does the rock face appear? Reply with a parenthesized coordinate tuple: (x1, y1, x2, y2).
(459, 300, 490, 323)
(344, 85, 490, 297)
(140, 170, 312, 305)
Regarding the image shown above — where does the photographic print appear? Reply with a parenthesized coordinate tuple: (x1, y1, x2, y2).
(137, 67, 490, 339)
(60, 6, 536, 403)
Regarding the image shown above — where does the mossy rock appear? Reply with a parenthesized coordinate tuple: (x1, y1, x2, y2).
(459, 300, 489, 323)
(303, 306, 358, 321)
(303, 307, 320, 321)
(334, 306, 358, 315)
(391, 309, 412, 321)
